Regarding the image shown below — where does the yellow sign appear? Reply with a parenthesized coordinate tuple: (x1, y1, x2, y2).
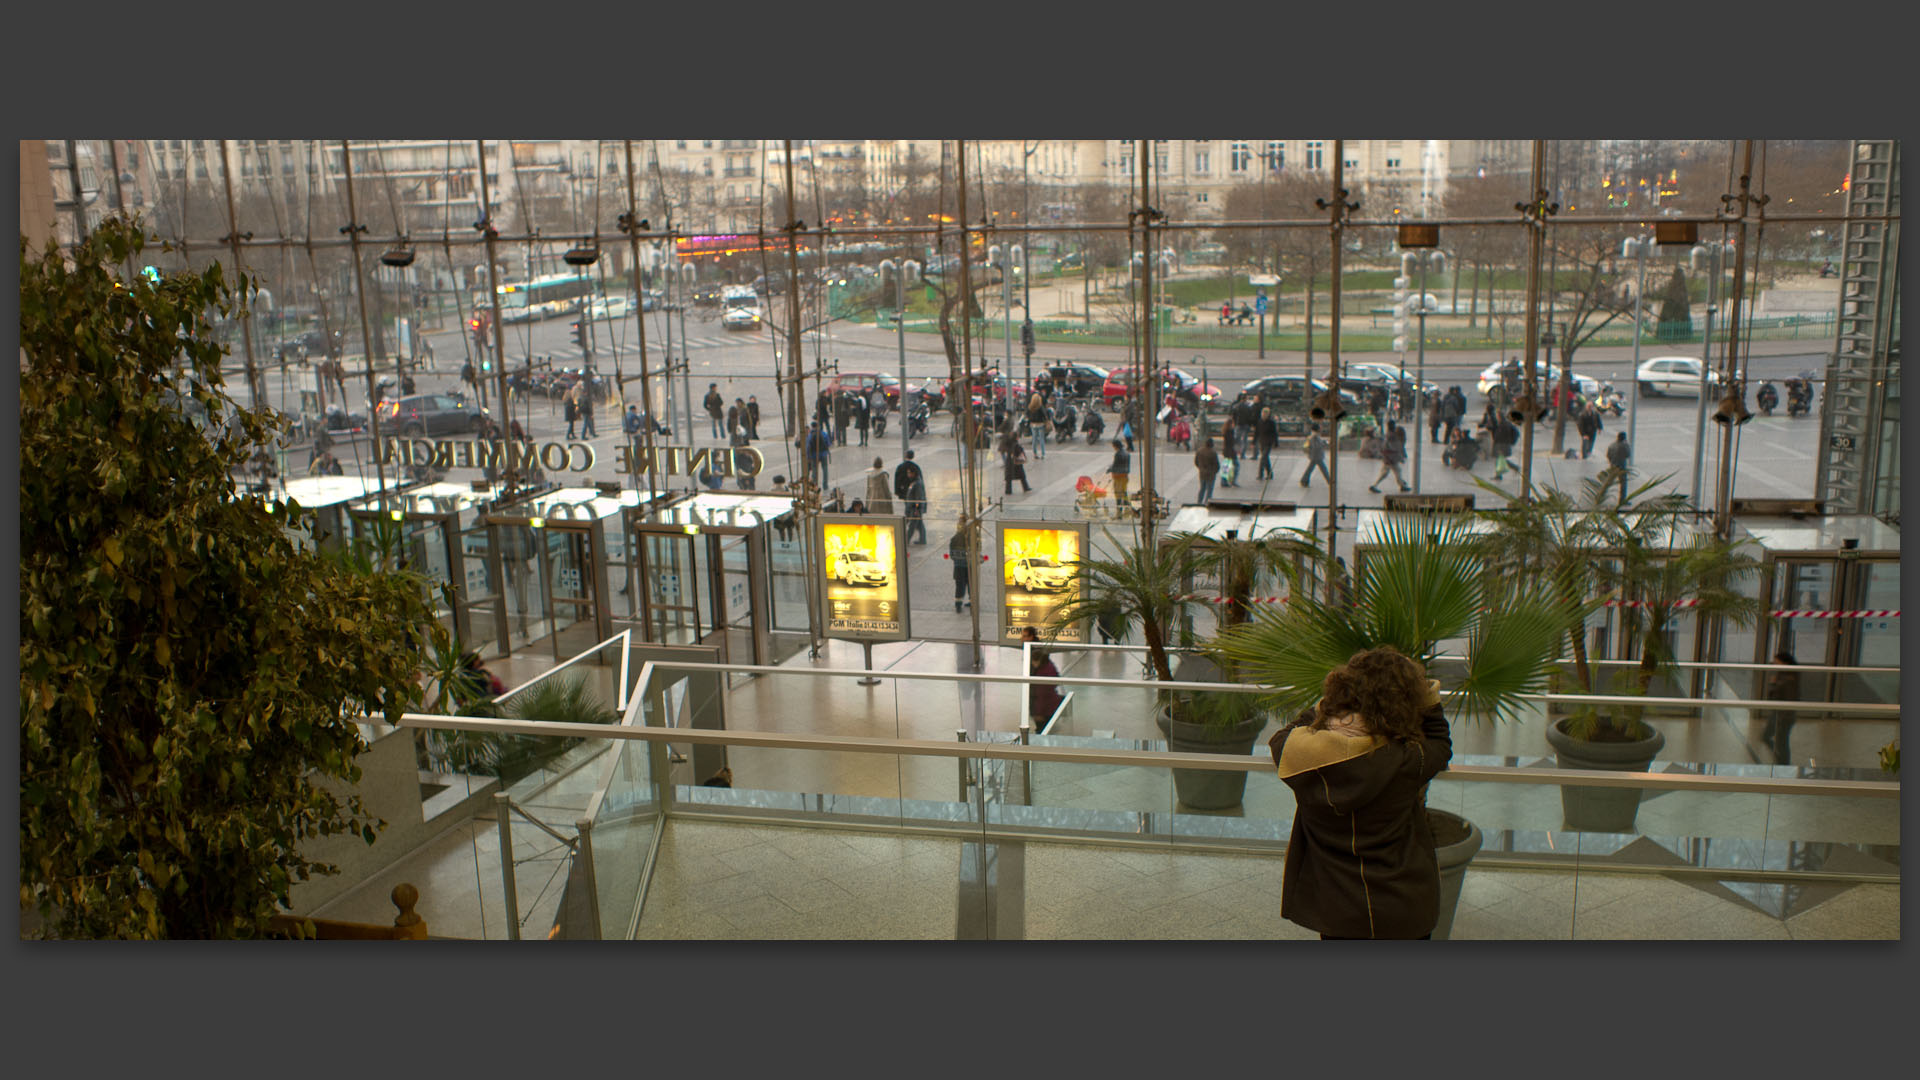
(819, 516, 907, 640)
(1000, 522, 1087, 644)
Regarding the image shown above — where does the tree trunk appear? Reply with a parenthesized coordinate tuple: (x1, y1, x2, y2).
(1141, 617, 1173, 682)
(1303, 277, 1316, 379)
(1552, 365, 1572, 453)
(1468, 262, 1481, 330)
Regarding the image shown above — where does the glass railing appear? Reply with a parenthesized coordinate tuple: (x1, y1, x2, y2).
(377, 650, 1896, 939)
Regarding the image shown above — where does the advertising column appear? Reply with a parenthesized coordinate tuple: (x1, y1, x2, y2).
(998, 521, 1090, 644)
(816, 513, 910, 641)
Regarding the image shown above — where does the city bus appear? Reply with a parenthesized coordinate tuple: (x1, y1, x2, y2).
(472, 272, 598, 324)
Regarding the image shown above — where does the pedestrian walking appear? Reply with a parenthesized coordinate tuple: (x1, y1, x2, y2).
(576, 386, 596, 439)
(800, 420, 832, 490)
(1367, 383, 1389, 428)
(1027, 392, 1048, 459)
(1605, 432, 1631, 502)
(814, 389, 832, 430)
(1576, 401, 1603, 459)
(949, 530, 974, 612)
(1023, 626, 1063, 728)
(1425, 389, 1444, 444)
(1220, 423, 1241, 487)
(563, 386, 580, 440)
(1001, 431, 1031, 495)
(833, 391, 853, 446)
(854, 393, 870, 447)
(1489, 413, 1519, 480)
(704, 383, 726, 440)
(623, 404, 646, 461)
(1194, 437, 1220, 504)
(1270, 646, 1453, 939)
(726, 399, 742, 441)
(1760, 650, 1802, 766)
(870, 387, 889, 438)
(1108, 439, 1131, 516)
(1255, 407, 1278, 480)
(1442, 386, 1466, 442)
(1368, 420, 1410, 493)
(746, 394, 761, 440)
(865, 456, 894, 515)
(1300, 426, 1332, 489)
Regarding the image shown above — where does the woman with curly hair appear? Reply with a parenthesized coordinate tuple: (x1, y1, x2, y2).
(1269, 645, 1453, 939)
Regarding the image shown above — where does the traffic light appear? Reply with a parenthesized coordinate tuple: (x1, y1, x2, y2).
(571, 321, 588, 350)
(1020, 319, 1035, 355)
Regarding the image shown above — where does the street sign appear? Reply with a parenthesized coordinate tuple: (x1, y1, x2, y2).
(1254, 293, 1269, 315)
(1829, 434, 1857, 451)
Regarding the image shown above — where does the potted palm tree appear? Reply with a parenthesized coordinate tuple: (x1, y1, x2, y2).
(1049, 529, 1264, 810)
(1216, 513, 1570, 938)
(1475, 472, 1762, 832)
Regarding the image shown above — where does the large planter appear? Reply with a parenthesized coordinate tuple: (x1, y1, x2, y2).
(1543, 717, 1666, 833)
(1156, 710, 1265, 811)
(1428, 808, 1483, 941)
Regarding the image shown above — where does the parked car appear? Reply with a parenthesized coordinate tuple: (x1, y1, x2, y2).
(1101, 367, 1220, 412)
(584, 296, 631, 320)
(1635, 355, 1724, 397)
(1010, 555, 1073, 593)
(1239, 375, 1360, 416)
(826, 371, 904, 406)
(830, 550, 892, 588)
(1035, 362, 1109, 401)
(1475, 360, 1602, 399)
(1345, 361, 1439, 399)
(376, 392, 491, 437)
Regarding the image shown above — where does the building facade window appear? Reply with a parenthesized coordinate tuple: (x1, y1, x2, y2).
(1196, 192, 1209, 204)
(1194, 149, 1210, 173)
(1266, 142, 1285, 171)
(1305, 142, 1324, 170)
(1386, 158, 1401, 168)
(1231, 141, 1251, 171)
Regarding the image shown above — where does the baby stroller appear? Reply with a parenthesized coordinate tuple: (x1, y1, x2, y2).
(1074, 474, 1109, 516)
(1168, 415, 1192, 449)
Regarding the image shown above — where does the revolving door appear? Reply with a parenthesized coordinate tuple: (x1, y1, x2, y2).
(622, 493, 798, 681)
(347, 483, 510, 659)
(1736, 515, 1902, 705)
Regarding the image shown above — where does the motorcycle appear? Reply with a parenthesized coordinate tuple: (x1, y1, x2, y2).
(1786, 375, 1814, 419)
(1756, 381, 1779, 417)
(1597, 382, 1626, 418)
(1081, 409, 1106, 445)
(1052, 404, 1078, 442)
(906, 399, 930, 438)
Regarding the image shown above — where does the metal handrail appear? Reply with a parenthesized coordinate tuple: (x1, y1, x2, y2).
(1049, 641, 1903, 677)
(395, 712, 1898, 798)
(494, 628, 635, 712)
(627, 659, 1899, 716)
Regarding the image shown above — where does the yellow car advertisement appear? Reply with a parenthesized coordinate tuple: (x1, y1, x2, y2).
(999, 522, 1087, 644)
(819, 514, 908, 641)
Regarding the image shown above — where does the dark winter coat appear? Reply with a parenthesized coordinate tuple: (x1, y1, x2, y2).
(1270, 704, 1453, 938)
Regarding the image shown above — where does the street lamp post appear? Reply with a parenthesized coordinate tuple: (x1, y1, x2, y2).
(1396, 250, 1445, 492)
(879, 258, 921, 460)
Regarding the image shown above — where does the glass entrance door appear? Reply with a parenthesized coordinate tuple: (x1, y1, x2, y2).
(538, 524, 607, 661)
(1832, 558, 1898, 705)
(637, 532, 705, 648)
(1766, 559, 1838, 703)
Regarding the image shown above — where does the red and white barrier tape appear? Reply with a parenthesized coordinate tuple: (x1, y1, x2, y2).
(1177, 595, 1289, 605)
(1770, 609, 1899, 619)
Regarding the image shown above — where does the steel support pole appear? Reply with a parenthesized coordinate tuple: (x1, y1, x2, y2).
(341, 141, 389, 494)
(1690, 246, 1720, 509)
(621, 141, 661, 494)
(957, 143, 983, 667)
(897, 271, 910, 462)
(1137, 139, 1158, 550)
(494, 792, 521, 940)
(1413, 256, 1430, 493)
(1323, 142, 1347, 559)
(477, 142, 514, 488)
(1518, 140, 1548, 496)
(1714, 140, 1757, 537)
(217, 140, 263, 414)
(1625, 238, 1648, 470)
(781, 141, 822, 652)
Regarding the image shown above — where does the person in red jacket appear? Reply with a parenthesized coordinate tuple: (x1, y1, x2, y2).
(1269, 646, 1452, 939)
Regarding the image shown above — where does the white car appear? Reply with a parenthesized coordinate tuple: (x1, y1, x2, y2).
(1476, 361, 1601, 399)
(721, 306, 764, 331)
(1635, 356, 1723, 398)
(831, 550, 891, 588)
(1346, 362, 1439, 398)
(1010, 555, 1073, 593)
(584, 296, 631, 320)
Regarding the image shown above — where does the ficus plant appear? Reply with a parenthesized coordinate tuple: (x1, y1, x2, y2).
(19, 220, 438, 939)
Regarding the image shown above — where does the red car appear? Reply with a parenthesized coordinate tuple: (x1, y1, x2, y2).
(1101, 367, 1220, 412)
(825, 371, 903, 406)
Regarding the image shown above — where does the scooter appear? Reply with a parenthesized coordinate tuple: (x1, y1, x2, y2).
(906, 400, 930, 438)
(1052, 404, 1078, 442)
(1756, 381, 1779, 417)
(1596, 381, 1626, 418)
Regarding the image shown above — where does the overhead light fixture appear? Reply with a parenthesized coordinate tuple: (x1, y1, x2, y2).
(380, 244, 416, 268)
(564, 245, 601, 266)
(1308, 390, 1345, 422)
(1711, 391, 1753, 427)
(1397, 224, 1440, 249)
(1654, 221, 1699, 246)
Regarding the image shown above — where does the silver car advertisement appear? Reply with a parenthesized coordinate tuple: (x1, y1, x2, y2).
(818, 514, 909, 641)
(998, 521, 1088, 644)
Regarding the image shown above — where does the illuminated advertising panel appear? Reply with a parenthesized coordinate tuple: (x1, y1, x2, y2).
(998, 521, 1089, 644)
(817, 514, 909, 642)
